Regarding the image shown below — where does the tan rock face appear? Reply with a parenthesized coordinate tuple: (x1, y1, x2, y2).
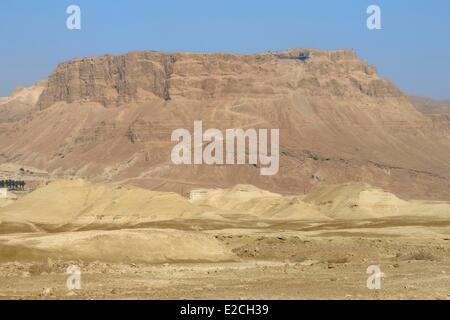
(37, 49, 401, 109)
(38, 52, 176, 108)
(1, 49, 450, 200)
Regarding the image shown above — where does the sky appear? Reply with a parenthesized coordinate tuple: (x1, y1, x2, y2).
(0, 0, 449, 99)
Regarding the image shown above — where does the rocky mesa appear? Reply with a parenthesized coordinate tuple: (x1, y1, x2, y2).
(1, 49, 449, 200)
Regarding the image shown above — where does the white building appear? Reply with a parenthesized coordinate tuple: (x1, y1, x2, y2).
(0, 188, 8, 198)
(189, 190, 210, 202)
(0, 188, 17, 199)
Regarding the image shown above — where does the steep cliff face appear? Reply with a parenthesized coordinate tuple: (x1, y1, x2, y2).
(2, 49, 450, 200)
(38, 52, 176, 109)
(38, 49, 401, 109)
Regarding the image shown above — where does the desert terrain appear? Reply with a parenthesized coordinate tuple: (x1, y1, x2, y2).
(0, 180, 449, 300)
(0, 49, 449, 300)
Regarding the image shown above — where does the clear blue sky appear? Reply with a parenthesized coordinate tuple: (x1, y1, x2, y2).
(1, 0, 449, 99)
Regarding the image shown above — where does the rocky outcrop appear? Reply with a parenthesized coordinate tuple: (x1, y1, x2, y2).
(37, 49, 402, 109)
(37, 52, 177, 109)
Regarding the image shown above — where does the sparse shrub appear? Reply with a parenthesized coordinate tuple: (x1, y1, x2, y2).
(326, 257, 350, 264)
(405, 251, 435, 261)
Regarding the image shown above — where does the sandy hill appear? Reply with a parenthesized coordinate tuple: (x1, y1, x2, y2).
(190, 184, 323, 220)
(0, 181, 325, 231)
(1, 180, 449, 264)
(0, 180, 201, 232)
(194, 182, 450, 220)
(1, 180, 449, 234)
(0, 50, 450, 200)
(304, 183, 450, 219)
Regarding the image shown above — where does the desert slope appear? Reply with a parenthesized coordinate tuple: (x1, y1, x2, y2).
(410, 96, 450, 139)
(0, 49, 449, 199)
